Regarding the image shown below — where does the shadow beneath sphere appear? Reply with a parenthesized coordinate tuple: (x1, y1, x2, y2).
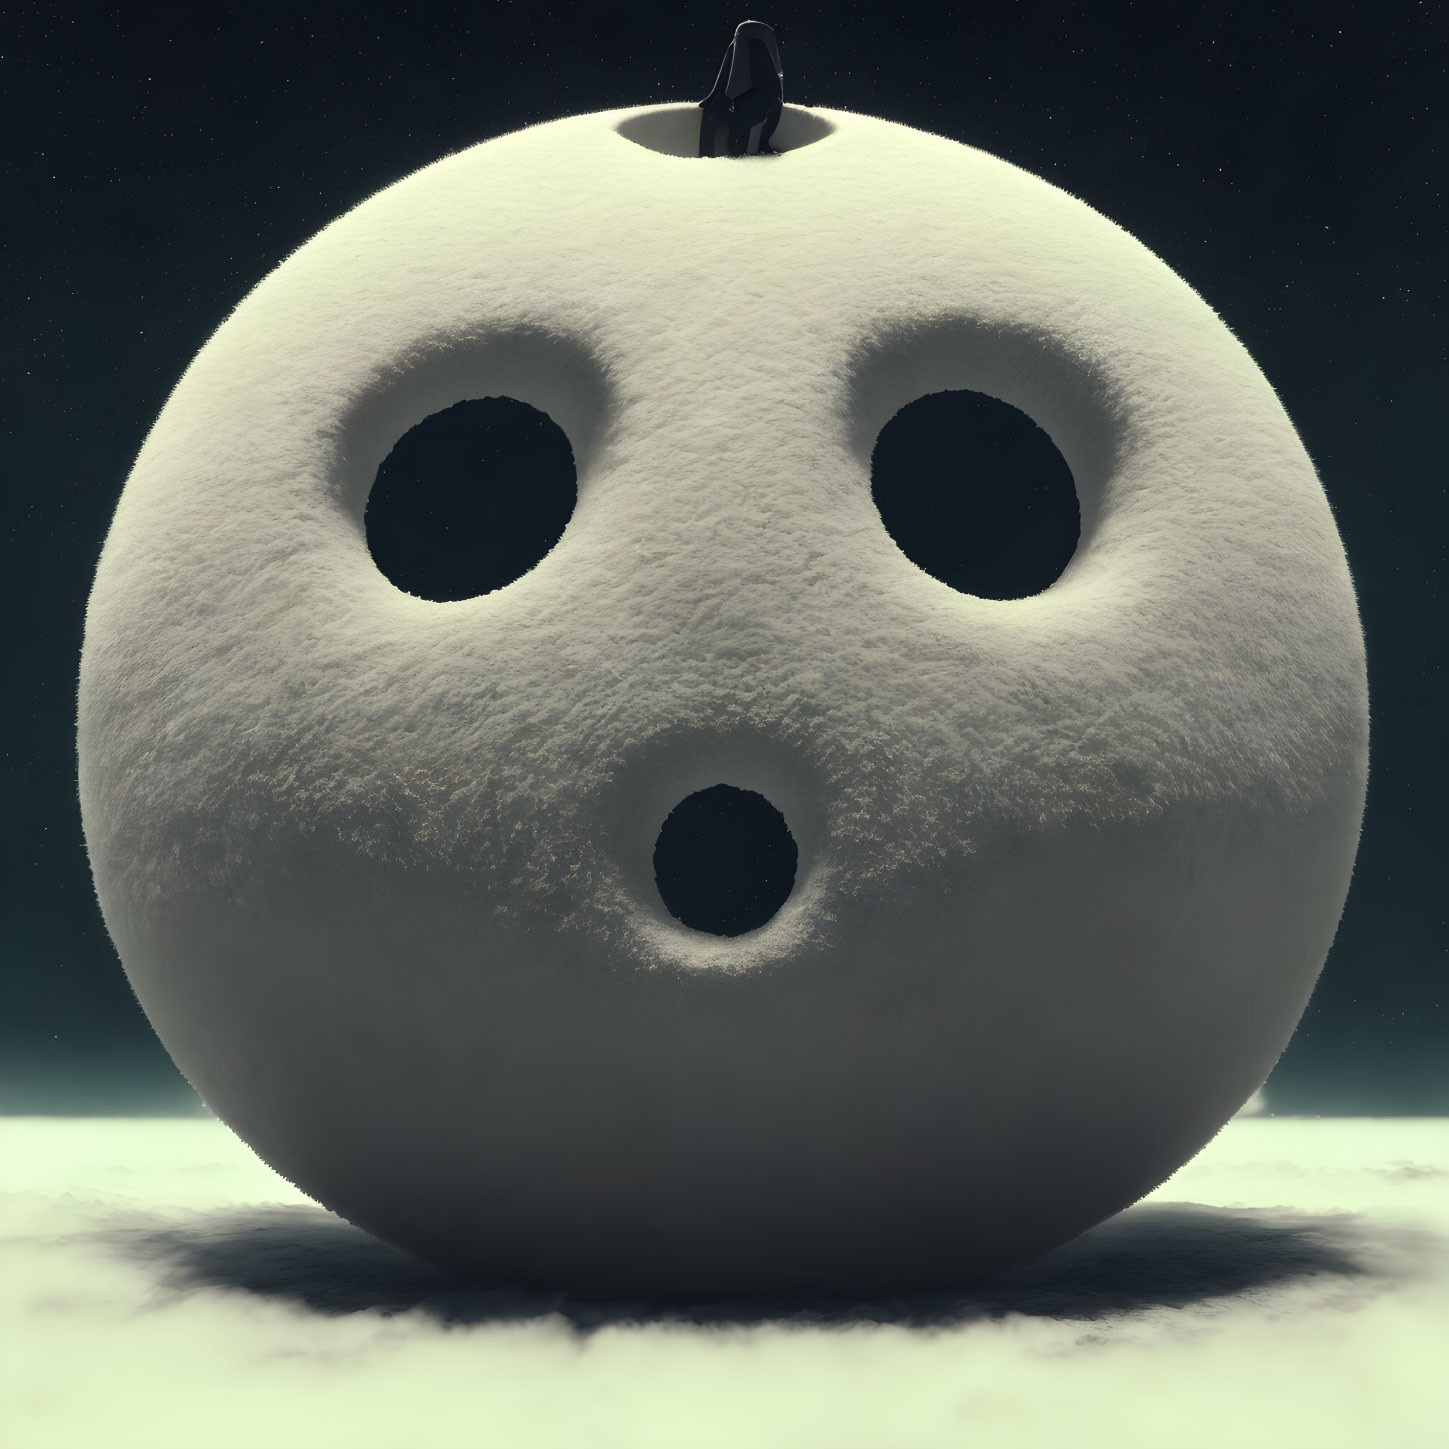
(96, 1198, 1435, 1333)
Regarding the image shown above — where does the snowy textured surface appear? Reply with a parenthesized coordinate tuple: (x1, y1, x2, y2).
(78, 105, 1368, 1293)
(3, 1117, 1444, 1449)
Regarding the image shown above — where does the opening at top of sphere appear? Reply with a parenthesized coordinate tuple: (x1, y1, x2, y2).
(616, 105, 835, 158)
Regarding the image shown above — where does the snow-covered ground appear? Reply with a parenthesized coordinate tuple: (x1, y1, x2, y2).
(2, 1114, 1445, 1448)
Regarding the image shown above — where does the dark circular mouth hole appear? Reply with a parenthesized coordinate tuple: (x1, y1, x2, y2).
(653, 784, 798, 937)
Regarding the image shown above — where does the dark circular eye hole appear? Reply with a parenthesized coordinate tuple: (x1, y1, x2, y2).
(871, 389, 1079, 600)
(654, 785, 798, 937)
(365, 396, 577, 602)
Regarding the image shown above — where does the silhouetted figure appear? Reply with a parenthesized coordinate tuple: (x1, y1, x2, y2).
(698, 20, 784, 157)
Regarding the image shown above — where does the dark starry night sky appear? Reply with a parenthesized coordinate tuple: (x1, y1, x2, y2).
(4, 2, 1445, 1114)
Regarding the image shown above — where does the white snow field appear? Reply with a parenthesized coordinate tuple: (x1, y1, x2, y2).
(2, 1114, 1444, 1449)
(77, 104, 1367, 1295)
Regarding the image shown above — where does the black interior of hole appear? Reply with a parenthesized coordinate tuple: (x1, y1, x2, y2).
(871, 390, 1080, 600)
(653, 785, 798, 937)
(365, 397, 577, 602)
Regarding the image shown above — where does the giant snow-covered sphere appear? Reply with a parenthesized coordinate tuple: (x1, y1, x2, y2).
(79, 106, 1367, 1296)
